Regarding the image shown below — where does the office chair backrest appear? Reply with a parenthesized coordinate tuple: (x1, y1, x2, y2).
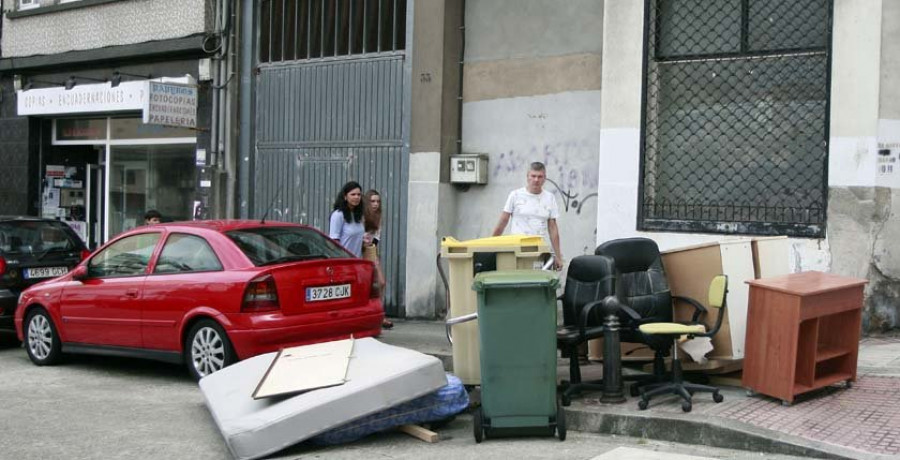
(705, 274, 729, 337)
(709, 275, 728, 309)
(595, 237, 673, 323)
(561, 255, 616, 327)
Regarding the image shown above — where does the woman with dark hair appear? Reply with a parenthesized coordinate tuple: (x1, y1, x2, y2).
(363, 189, 392, 329)
(329, 181, 365, 258)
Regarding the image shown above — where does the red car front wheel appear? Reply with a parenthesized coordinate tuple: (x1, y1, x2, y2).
(24, 309, 63, 366)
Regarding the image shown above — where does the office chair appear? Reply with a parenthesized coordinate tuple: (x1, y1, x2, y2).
(594, 237, 689, 395)
(635, 275, 728, 412)
(556, 254, 617, 406)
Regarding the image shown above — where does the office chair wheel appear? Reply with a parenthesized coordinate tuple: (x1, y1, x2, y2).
(681, 401, 692, 412)
(561, 393, 571, 407)
(629, 384, 640, 397)
(713, 391, 724, 403)
(473, 407, 484, 443)
(638, 399, 649, 410)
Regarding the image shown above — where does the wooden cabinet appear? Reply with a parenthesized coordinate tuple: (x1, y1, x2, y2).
(742, 271, 867, 404)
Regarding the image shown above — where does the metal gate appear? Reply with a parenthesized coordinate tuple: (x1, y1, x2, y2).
(254, 54, 408, 315)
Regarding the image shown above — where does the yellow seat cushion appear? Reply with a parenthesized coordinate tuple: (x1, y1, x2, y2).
(639, 322, 706, 335)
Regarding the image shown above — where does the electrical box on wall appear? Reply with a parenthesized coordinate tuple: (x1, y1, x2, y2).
(450, 154, 488, 184)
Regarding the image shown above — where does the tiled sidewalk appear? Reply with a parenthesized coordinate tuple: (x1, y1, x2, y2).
(707, 375, 900, 455)
(603, 337, 900, 456)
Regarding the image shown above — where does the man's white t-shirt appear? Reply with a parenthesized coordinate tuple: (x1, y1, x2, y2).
(502, 187, 560, 246)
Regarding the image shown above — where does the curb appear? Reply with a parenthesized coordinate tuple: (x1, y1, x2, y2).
(564, 404, 896, 460)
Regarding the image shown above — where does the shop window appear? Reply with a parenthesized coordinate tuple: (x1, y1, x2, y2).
(639, 0, 832, 238)
(110, 118, 195, 140)
(56, 118, 107, 142)
(260, 0, 407, 63)
(109, 145, 195, 236)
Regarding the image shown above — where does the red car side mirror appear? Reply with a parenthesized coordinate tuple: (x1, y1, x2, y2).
(71, 265, 88, 281)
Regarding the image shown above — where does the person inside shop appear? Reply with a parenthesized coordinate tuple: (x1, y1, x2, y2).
(491, 161, 564, 270)
(363, 189, 392, 329)
(329, 181, 365, 258)
(144, 210, 162, 225)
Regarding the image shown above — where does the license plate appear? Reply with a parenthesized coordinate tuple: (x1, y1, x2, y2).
(24, 266, 69, 279)
(306, 284, 351, 302)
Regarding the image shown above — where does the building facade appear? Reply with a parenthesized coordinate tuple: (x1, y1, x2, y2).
(0, 0, 230, 248)
(3, 0, 896, 331)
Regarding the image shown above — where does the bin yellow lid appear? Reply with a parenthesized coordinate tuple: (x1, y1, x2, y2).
(441, 234, 545, 248)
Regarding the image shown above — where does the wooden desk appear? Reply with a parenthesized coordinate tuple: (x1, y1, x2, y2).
(742, 271, 867, 405)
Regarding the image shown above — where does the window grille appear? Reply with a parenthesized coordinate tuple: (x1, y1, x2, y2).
(639, 0, 833, 237)
(260, 0, 407, 63)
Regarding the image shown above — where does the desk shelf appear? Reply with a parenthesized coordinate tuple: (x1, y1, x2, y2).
(743, 271, 866, 404)
(816, 345, 851, 363)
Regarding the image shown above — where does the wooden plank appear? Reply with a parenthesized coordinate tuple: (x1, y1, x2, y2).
(398, 424, 440, 443)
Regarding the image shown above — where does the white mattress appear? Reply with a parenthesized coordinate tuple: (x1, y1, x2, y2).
(199, 338, 447, 460)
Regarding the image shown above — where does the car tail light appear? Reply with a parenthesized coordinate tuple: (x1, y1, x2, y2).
(0, 256, 6, 276)
(242, 274, 280, 313)
(80, 249, 92, 261)
(370, 272, 382, 299)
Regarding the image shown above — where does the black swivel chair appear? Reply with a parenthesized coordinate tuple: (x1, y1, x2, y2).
(556, 254, 617, 406)
(594, 237, 699, 395)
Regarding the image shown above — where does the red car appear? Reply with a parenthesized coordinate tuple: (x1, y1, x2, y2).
(14, 220, 383, 379)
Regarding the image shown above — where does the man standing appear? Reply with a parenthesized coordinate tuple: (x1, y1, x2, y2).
(492, 162, 564, 270)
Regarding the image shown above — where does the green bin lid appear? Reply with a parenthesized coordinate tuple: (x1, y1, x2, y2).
(472, 270, 560, 291)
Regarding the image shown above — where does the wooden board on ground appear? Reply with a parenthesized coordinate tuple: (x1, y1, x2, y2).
(398, 424, 440, 443)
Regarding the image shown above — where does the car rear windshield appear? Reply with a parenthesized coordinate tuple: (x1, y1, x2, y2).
(0, 220, 82, 255)
(226, 226, 350, 266)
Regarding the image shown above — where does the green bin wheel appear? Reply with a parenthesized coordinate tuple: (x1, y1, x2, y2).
(556, 403, 567, 441)
(473, 407, 484, 443)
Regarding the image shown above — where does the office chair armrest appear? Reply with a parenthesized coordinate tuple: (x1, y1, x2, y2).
(617, 303, 642, 322)
(577, 299, 606, 336)
(673, 295, 707, 322)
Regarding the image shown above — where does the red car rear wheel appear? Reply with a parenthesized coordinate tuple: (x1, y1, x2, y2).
(185, 319, 236, 380)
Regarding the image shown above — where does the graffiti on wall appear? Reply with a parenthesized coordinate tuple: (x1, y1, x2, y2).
(492, 139, 599, 215)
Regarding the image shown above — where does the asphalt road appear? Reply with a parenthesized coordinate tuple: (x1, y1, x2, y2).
(0, 337, 807, 460)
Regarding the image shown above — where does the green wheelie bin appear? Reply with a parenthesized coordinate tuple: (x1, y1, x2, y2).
(471, 270, 565, 442)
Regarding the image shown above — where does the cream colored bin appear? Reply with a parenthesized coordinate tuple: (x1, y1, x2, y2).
(440, 235, 550, 385)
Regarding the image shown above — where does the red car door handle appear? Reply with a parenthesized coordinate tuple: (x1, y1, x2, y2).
(125, 289, 139, 298)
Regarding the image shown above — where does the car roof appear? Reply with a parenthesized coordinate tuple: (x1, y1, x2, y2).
(146, 220, 314, 233)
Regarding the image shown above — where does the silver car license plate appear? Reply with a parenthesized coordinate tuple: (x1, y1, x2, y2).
(24, 266, 68, 279)
(306, 284, 351, 302)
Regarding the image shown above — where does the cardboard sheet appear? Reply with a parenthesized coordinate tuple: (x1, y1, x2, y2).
(252, 339, 354, 399)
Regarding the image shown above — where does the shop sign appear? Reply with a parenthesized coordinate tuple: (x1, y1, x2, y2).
(17, 81, 146, 115)
(142, 82, 197, 129)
